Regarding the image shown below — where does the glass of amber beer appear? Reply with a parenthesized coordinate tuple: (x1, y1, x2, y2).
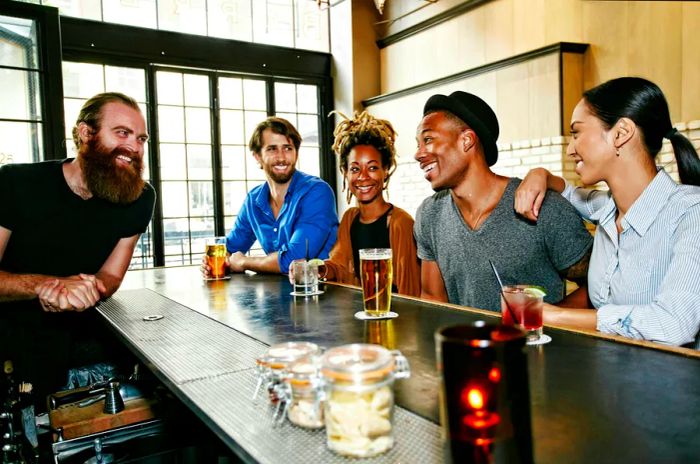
(205, 236, 228, 280)
(359, 248, 393, 317)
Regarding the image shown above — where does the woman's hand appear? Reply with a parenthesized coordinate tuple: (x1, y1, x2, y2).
(515, 168, 551, 221)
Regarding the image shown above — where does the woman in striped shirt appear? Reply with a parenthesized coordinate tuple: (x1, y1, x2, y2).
(515, 77, 700, 348)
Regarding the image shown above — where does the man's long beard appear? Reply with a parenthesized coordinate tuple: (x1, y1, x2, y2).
(78, 139, 145, 205)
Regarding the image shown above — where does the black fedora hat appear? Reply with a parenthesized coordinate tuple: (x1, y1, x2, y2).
(423, 91, 500, 166)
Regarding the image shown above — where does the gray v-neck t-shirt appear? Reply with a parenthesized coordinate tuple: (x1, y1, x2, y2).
(414, 178, 593, 311)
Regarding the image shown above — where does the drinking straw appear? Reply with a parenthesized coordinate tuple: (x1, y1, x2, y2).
(305, 239, 309, 262)
(488, 260, 519, 325)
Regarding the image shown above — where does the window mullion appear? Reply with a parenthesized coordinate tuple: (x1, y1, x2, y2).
(211, 72, 225, 237)
(147, 64, 166, 267)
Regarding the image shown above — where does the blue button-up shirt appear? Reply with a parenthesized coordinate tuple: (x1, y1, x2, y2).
(226, 170, 338, 273)
(562, 169, 700, 348)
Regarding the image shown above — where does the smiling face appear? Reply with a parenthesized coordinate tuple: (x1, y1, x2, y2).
(78, 101, 148, 204)
(568, 99, 616, 185)
(254, 128, 298, 185)
(346, 144, 387, 204)
(415, 111, 470, 191)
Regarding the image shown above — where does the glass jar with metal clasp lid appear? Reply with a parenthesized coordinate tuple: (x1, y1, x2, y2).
(276, 356, 325, 429)
(320, 343, 411, 458)
(253, 341, 321, 405)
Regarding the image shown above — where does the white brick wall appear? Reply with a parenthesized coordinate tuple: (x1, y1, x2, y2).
(385, 121, 700, 218)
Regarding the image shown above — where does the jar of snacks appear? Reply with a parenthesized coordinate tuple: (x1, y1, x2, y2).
(284, 357, 324, 429)
(254, 341, 320, 404)
(320, 344, 410, 458)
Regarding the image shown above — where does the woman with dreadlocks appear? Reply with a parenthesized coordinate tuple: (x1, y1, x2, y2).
(321, 110, 420, 296)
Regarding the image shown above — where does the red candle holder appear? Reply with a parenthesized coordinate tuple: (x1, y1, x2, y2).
(435, 321, 533, 464)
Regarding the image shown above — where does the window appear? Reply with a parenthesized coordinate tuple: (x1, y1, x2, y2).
(274, 81, 321, 176)
(218, 75, 267, 234)
(24, 0, 330, 52)
(0, 14, 43, 166)
(62, 61, 155, 269)
(157, 70, 215, 266)
(61, 61, 325, 268)
(9, 4, 335, 269)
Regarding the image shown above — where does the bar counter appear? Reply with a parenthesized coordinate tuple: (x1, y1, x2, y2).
(105, 266, 700, 463)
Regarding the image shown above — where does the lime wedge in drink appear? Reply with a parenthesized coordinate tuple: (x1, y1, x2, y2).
(523, 286, 547, 298)
(307, 258, 325, 266)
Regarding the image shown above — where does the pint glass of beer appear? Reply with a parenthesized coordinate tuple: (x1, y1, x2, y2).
(359, 248, 393, 317)
(205, 236, 228, 279)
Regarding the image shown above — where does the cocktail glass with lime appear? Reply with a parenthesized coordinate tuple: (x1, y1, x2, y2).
(500, 285, 546, 344)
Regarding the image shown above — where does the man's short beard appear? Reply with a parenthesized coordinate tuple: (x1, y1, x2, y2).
(78, 138, 145, 205)
(264, 164, 296, 185)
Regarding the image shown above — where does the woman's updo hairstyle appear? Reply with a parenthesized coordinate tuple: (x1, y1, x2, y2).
(331, 110, 398, 203)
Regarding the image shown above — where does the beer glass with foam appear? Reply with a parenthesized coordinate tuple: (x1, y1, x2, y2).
(359, 248, 393, 317)
(205, 236, 227, 279)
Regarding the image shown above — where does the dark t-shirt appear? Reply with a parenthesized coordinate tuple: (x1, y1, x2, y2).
(0, 159, 155, 403)
(350, 206, 392, 281)
(0, 159, 155, 276)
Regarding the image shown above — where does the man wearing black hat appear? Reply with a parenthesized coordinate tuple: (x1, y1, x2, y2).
(413, 91, 593, 311)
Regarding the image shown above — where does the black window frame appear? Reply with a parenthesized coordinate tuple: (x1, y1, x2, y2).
(0, 1, 65, 160)
(58, 17, 335, 267)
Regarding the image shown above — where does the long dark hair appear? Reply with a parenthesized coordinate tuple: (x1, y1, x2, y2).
(583, 77, 700, 186)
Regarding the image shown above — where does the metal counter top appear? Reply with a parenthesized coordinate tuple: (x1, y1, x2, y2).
(103, 267, 700, 463)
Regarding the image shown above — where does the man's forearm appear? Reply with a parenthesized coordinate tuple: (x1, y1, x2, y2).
(543, 303, 597, 329)
(0, 270, 48, 302)
(239, 252, 281, 274)
(420, 290, 448, 303)
(558, 286, 591, 308)
(94, 271, 123, 298)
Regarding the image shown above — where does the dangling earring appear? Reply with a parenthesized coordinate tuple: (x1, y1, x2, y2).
(343, 177, 353, 204)
(616, 147, 620, 157)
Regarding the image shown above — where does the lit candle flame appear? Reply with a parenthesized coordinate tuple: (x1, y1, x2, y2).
(466, 388, 484, 410)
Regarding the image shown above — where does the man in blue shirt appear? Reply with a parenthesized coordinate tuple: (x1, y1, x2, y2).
(203, 117, 338, 275)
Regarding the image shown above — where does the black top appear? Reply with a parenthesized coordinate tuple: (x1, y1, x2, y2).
(350, 205, 392, 281)
(0, 159, 155, 276)
(0, 159, 156, 405)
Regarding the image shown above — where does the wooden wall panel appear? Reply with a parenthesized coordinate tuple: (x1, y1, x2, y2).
(562, 52, 584, 134)
(369, 54, 559, 157)
(455, 6, 488, 72)
(484, 0, 515, 62)
(513, 0, 545, 55)
(544, 0, 582, 45)
(351, 0, 382, 108)
(581, 1, 629, 88)
(682, 2, 700, 123)
(496, 63, 530, 141)
(627, 2, 682, 123)
(528, 55, 559, 138)
(376, 0, 698, 133)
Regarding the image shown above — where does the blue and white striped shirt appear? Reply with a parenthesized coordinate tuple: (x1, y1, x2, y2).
(562, 169, 700, 349)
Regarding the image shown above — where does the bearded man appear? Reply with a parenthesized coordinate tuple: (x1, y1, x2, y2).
(201, 117, 337, 276)
(0, 92, 155, 401)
